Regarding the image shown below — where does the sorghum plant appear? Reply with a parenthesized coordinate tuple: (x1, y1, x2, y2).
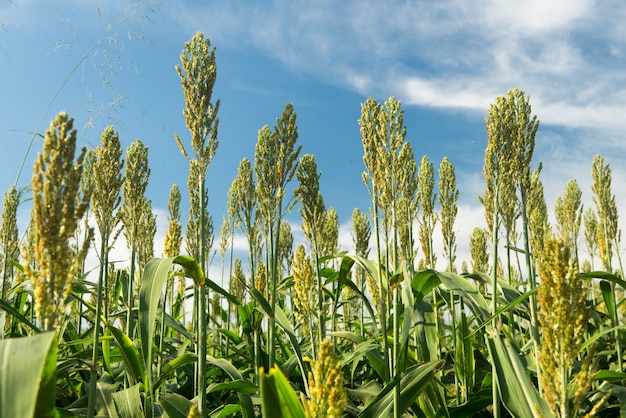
(554, 179, 583, 263)
(23, 112, 93, 332)
(175, 31, 221, 415)
(438, 156, 458, 272)
(87, 126, 124, 415)
(1, 186, 20, 301)
(254, 104, 301, 367)
(538, 236, 594, 417)
(120, 139, 151, 336)
(301, 339, 347, 418)
(418, 155, 437, 269)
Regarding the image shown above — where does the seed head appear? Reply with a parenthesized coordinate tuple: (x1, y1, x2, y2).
(302, 339, 347, 418)
(23, 112, 93, 332)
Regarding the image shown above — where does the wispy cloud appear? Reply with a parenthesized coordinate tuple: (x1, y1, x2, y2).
(175, 0, 626, 134)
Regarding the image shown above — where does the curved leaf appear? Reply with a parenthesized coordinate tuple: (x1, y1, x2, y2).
(359, 360, 444, 418)
(260, 365, 306, 418)
(207, 355, 255, 418)
(106, 323, 145, 386)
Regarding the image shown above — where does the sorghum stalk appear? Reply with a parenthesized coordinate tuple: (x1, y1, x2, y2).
(163, 184, 183, 324)
(88, 127, 124, 415)
(121, 139, 151, 340)
(360, 96, 409, 418)
(255, 104, 301, 368)
(295, 154, 326, 345)
(591, 154, 621, 371)
(175, 32, 220, 415)
(359, 97, 390, 383)
(438, 156, 460, 402)
(351, 208, 371, 337)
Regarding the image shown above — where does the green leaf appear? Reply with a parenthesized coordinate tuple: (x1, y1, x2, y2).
(154, 353, 198, 392)
(581, 271, 626, 291)
(207, 355, 255, 418)
(207, 379, 258, 394)
(106, 322, 145, 386)
(210, 404, 242, 417)
(95, 374, 120, 418)
(112, 383, 144, 418)
(260, 365, 306, 418)
(173, 255, 205, 286)
(411, 269, 441, 299)
(600, 280, 616, 323)
(160, 392, 192, 418)
(595, 370, 626, 382)
(140, 257, 179, 393)
(358, 360, 444, 418)
(435, 271, 490, 323)
(0, 332, 57, 418)
(0, 298, 41, 332)
(486, 335, 554, 418)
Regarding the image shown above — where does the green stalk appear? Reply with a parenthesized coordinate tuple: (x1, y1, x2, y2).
(127, 250, 136, 339)
(156, 286, 168, 399)
(312, 233, 324, 347)
(490, 187, 501, 418)
(371, 191, 390, 383)
(519, 191, 542, 392)
(197, 175, 207, 416)
(87, 235, 108, 418)
(268, 221, 277, 367)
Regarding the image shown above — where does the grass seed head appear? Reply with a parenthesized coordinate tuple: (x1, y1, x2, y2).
(302, 339, 347, 418)
(24, 112, 93, 332)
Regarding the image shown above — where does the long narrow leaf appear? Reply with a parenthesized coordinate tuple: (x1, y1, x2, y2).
(139, 257, 178, 393)
(0, 332, 57, 418)
(106, 322, 145, 386)
(207, 355, 255, 418)
(486, 336, 553, 418)
(359, 360, 444, 418)
(111, 383, 143, 418)
(260, 365, 306, 418)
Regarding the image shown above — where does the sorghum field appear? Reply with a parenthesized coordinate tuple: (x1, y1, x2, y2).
(2, 32, 625, 418)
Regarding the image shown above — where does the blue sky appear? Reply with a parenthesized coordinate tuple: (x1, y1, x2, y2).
(2, 0, 626, 275)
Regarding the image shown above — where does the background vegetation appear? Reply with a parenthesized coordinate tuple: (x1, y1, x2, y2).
(1, 31, 625, 418)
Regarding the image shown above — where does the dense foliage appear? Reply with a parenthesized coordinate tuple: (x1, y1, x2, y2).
(2, 32, 625, 418)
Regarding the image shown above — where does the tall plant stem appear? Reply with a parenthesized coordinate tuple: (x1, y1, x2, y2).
(371, 192, 390, 383)
(520, 195, 542, 393)
(127, 250, 137, 339)
(268, 199, 283, 368)
(197, 175, 208, 416)
(312, 233, 324, 349)
(490, 189, 501, 418)
(87, 235, 108, 418)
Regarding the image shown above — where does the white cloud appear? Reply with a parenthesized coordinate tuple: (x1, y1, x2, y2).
(173, 0, 626, 140)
